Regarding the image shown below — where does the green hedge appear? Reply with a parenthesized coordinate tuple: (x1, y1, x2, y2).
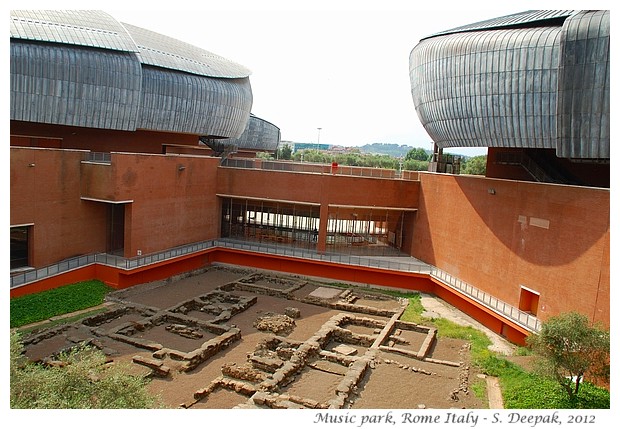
(10, 280, 112, 328)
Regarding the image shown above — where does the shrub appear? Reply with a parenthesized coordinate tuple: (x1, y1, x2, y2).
(10, 331, 161, 409)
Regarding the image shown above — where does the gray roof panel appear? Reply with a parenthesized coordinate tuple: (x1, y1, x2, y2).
(423, 10, 576, 40)
(10, 10, 138, 52)
(121, 23, 251, 79)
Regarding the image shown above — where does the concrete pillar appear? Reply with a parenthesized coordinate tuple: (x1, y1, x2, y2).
(317, 203, 329, 254)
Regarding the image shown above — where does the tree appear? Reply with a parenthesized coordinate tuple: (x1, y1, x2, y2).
(461, 155, 487, 175)
(277, 143, 292, 160)
(10, 331, 161, 408)
(405, 147, 430, 162)
(403, 159, 429, 171)
(526, 312, 610, 400)
(256, 151, 274, 160)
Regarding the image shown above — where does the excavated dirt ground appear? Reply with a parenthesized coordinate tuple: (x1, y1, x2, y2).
(19, 264, 515, 410)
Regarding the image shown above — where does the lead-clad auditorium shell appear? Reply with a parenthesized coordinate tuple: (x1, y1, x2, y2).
(409, 10, 610, 160)
(10, 10, 254, 139)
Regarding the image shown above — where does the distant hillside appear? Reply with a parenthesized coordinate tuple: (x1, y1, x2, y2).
(358, 143, 416, 157)
(357, 143, 480, 159)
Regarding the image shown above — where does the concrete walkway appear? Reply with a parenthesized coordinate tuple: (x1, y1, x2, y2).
(486, 376, 505, 409)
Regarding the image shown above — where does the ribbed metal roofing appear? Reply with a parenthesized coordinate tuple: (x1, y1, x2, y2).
(10, 41, 142, 131)
(423, 10, 576, 40)
(556, 10, 610, 159)
(10, 10, 254, 135)
(208, 114, 280, 152)
(409, 9, 610, 160)
(121, 23, 251, 79)
(10, 10, 137, 52)
(137, 66, 252, 136)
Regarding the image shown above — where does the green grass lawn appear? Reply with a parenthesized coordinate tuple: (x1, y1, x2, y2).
(399, 294, 610, 409)
(10, 280, 112, 328)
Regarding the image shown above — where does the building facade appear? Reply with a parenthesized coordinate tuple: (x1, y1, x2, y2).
(10, 10, 610, 343)
(409, 10, 610, 187)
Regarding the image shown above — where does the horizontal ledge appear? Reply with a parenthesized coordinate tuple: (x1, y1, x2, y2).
(328, 204, 418, 212)
(81, 197, 134, 204)
(216, 194, 321, 207)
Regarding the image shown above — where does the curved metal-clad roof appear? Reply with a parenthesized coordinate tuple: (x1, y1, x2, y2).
(425, 10, 574, 39)
(206, 114, 281, 152)
(121, 23, 251, 79)
(10, 10, 255, 137)
(138, 67, 252, 136)
(10, 41, 142, 130)
(10, 10, 137, 52)
(556, 10, 610, 159)
(409, 10, 610, 160)
(410, 26, 562, 150)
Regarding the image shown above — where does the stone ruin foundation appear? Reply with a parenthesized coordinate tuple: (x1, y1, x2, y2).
(17, 266, 480, 409)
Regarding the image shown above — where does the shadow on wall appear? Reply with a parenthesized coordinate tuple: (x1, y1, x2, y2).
(413, 173, 609, 268)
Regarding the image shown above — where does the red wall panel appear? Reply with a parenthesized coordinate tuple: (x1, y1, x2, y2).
(413, 172, 610, 326)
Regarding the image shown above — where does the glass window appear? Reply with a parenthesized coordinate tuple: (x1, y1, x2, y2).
(10, 226, 30, 269)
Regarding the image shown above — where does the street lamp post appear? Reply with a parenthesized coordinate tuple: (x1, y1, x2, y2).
(316, 127, 322, 151)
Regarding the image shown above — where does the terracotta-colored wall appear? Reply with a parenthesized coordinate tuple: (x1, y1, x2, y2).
(11, 147, 222, 264)
(11, 121, 197, 154)
(216, 167, 420, 209)
(10, 147, 108, 266)
(413, 172, 610, 327)
(108, 153, 221, 257)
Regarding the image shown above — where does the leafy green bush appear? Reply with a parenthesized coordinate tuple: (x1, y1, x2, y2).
(10, 331, 161, 408)
(10, 280, 112, 328)
(400, 299, 610, 409)
(480, 356, 610, 409)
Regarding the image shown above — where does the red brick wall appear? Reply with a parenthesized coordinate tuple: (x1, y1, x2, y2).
(10, 147, 107, 266)
(109, 153, 221, 256)
(215, 167, 420, 209)
(11, 147, 222, 262)
(413, 172, 610, 326)
(10, 121, 197, 153)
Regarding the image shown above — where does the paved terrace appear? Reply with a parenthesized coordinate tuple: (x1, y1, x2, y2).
(9, 238, 542, 334)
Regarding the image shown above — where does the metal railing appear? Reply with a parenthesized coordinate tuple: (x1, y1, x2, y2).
(94, 240, 219, 270)
(214, 239, 433, 273)
(221, 158, 418, 180)
(494, 152, 556, 184)
(430, 268, 542, 332)
(86, 152, 112, 164)
(10, 238, 540, 332)
(10, 254, 99, 287)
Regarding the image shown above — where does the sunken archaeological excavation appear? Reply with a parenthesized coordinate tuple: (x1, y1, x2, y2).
(20, 266, 480, 409)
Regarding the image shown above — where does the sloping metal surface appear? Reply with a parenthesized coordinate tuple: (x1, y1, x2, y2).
(409, 9, 610, 160)
(10, 10, 137, 52)
(10, 10, 254, 135)
(410, 26, 563, 150)
(556, 10, 610, 159)
(122, 23, 251, 79)
(10, 41, 142, 130)
(138, 67, 252, 136)
(207, 114, 281, 152)
(424, 10, 575, 39)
